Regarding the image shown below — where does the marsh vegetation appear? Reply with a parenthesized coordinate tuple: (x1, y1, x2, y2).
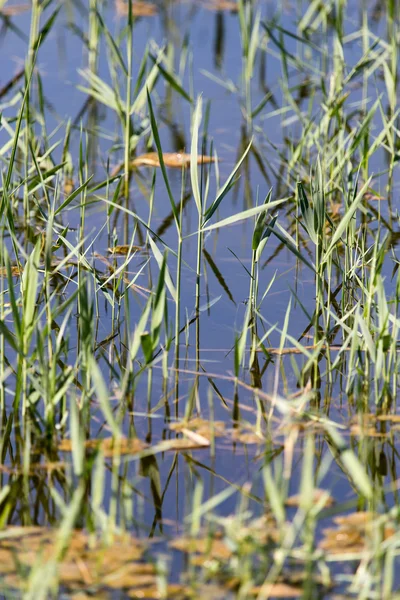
(0, 0, 400, 598)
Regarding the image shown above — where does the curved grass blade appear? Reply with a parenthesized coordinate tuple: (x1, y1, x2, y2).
(202, 139, 253, 226)
(146, 89, 179, 228)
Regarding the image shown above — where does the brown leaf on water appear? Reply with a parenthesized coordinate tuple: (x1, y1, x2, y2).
(286, 488, 334, 508)
(0, 265, 22, 277)
(128, 584, 185, 598)
(0, 527, 150, 592)
(350, 424, 387, 437)
(108, 244, 143, 255)
(23, 461, 66, 475)
(250, 583, 303, 598)
(103, 564, 156, 589)
(115, 0, 157, 17)
(64, 177, 75, 196)
(319, 526, 364, 553)
(333, 512, 375, 527)
(376, 414, 400, 423)
(132, 152, 215, 169)
(170, 417, 225, 439)
(170, 537, 232, 560)
(157, 438, 210, 451)
(319, 511, 396, 554)
(233, 431, 265, 444)
(189, 584, 231, 599)
(349, 414, 387, 437)
(58, 437, 147, 457)
(203, 1, 238, 11)
(231, 425, 265, 444)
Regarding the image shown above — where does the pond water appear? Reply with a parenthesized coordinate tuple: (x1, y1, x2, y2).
(0, 1, 400, 598)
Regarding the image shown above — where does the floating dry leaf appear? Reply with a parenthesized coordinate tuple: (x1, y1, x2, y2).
(319, 526, 364, 553)
(376, 414, 400, 423)
(350, 413, 376, 425)
(170, 417, 225, 439)
(250, 583, 303, 598)
(24, 461, 66, 475)
(158, 438, 210, 451)
(170, 536, 232, 561)
(132, 152, 215, 169)
(58, 437, 147, 457)
(115, 0, 157, 17)
(0, 527, 154, 594)
(128, 583, 185, 598)
(0, 265, 22, 277)
(180, 428, 211, 446)
(334, 512, 375, 527)
(319, 511, 395, 554)
(203, 0, 238, 11)
(108, 244, 143, 255)
(234, 432, 265, 444)
(286, 488, 334, 508)
(350, 424, 387, 438)
(64, 177, 75, 196)
(231, 425, 265, 444)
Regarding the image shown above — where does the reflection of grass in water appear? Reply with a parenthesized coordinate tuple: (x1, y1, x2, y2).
(0, 0, 399, 597)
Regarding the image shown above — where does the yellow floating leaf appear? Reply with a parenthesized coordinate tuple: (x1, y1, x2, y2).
(0, 265, 22, 277)
(203, 1, 238, 11)
(64, 177, 75, 196)
(58, 437, 147, 457)
(108, 245, 143, 255)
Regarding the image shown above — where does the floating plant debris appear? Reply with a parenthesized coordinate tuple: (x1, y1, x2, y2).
(285, 488, 334, 508)
(0, 265, 22, 277)
(170, 536, 232, 561)
(115, 0, 157, 17)
(132, 152, 215, 168)
(319, 512, 396, 554)
(249, 583, 303, 598)
(170, 417, 226, 438)
(111, 152, 215, 175)
(58, 437, 147, 457)
(203, 0, 239, 11)
(108, 244, 144, 255)
(0, 527, 164, 596)
(1, 0, 400, 598)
